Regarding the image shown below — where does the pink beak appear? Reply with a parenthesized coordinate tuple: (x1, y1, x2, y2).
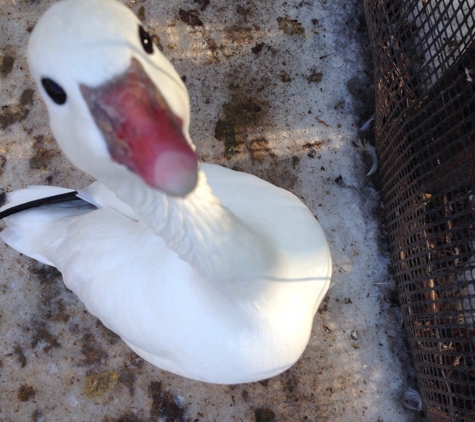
(80, 58, 198, 197)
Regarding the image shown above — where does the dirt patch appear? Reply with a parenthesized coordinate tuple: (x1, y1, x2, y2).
(149, 381, 186, 421)
(29, 135, 60, 170)
(13, 344, 27, 368)
(215, 95, 269, 159)
(255, 408, 276, 422)
(232, 156, 299, 191)
(80, 332, 108, 366)
(307, 70, 323, 84)
(247, 137, 276, 163)
(276, 16, 305, 35)
(123, 351, 145, 370)
(32, 409, 44, 422)
(30, 320, 60, 353)
(178, 9, 203, 27)
(251, 42, 265, 54)
(0, 155, 7, 177)
(136, 5, 145, 22)
(30, 264, 72, 323)
(194, 0, 210, 12)
(17, 384, 35, 402)
(279, 70, 292, 83)
(224, 24, 254, 45)
(0, 90, 33, 129)
(19, 89, 34, 106)
(118, 369, 138, 396)
(113, 413, 144, 422)
(0, 55, 14, 77)
(83, 371, 119, 398)
(0, 88, 34, 129)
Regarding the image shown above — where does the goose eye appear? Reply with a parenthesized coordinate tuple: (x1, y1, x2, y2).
(41, 78, 67, 105)
(139, 25, 154, 54)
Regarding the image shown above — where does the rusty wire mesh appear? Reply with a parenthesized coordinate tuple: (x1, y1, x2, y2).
(363, 1, 475, 420)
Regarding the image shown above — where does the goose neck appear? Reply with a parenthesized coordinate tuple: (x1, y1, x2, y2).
(110, 169, 274, 282)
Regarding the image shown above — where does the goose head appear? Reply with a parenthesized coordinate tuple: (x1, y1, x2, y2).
(27, 0, 198, 196)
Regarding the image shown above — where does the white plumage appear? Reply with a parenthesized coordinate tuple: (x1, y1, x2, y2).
(0, 0, 331, 384)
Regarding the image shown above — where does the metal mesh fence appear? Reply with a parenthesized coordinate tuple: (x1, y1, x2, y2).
(363, 1, 475, 420)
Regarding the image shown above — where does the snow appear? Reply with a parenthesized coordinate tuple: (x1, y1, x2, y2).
(0, 0, 420, 420)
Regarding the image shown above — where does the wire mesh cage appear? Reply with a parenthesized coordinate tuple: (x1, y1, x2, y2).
(363, 1, 475, 420)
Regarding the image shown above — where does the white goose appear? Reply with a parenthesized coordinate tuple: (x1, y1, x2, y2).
(0, 0, 331, 384)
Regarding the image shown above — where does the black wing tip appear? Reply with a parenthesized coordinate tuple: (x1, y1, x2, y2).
(0, 191, 80, 220)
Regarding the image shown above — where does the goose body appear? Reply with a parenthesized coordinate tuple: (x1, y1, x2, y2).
(0, 0, 331, 384)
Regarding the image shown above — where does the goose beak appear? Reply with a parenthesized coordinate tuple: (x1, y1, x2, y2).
(80, 57, 198, 197)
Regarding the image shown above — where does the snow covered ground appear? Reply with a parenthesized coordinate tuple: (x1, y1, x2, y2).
(0, 0, 421, 420)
